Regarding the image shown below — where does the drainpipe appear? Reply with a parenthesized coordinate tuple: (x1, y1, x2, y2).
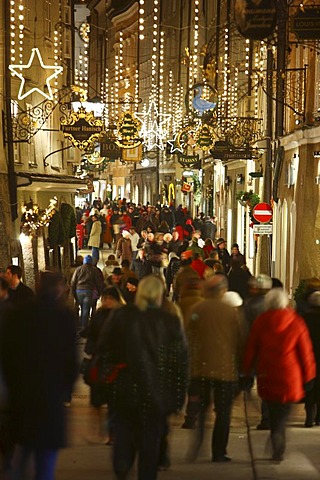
(275, 0, 287, 138)
(4, 0, 18, 221)
(264, 48, 273, 204)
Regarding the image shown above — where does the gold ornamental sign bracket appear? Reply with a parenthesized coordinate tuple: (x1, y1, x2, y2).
(60, 106, 103, 151)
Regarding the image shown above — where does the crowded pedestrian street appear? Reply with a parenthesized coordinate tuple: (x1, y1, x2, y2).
(46, 248, 320, 480)
(1, 1, 320, 479)
(56, 371, 320, 480)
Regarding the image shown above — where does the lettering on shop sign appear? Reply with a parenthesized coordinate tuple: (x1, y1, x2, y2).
(178, 154, 201, 169)
(61, 119, 103, 139)
(100, 139, 121, 159)
(292, 7, 320, 39)
(234, 0, 277, 40)
(60, 106, 103, 151)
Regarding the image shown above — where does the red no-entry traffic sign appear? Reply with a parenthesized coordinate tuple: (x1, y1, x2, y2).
(252, 202, 273, 223)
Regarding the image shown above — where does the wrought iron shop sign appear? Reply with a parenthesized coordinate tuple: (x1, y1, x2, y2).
(60, 106, 103, 151)
(234, 0, 277, 40)
(211, 142, 253, 160)
(292, 7, 320, 40)
(100, 138, 121, 159)
(178, 154, 201, 169)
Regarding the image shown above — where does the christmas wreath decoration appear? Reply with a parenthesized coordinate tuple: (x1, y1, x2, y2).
(236, 190, 260, 221)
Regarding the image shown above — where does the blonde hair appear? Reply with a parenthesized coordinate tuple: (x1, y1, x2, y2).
(135, 275, 164, 311)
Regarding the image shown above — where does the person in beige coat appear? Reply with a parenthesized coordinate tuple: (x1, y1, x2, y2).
(186, 274, 246, 463)
(88, 214, 102, 263)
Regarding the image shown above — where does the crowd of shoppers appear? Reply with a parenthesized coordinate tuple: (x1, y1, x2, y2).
(0, 198, 319, 479)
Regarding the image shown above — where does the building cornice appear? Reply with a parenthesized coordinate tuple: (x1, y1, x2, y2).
(280, 125, 320, 150)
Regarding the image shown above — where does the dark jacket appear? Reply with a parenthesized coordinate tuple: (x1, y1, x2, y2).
(70, 264, 104, 296)
(8, 282, 35, 307)
(217, 247, 231, 273)
(98, 304, 188, 414)
(0, 299, 78, 448)
(85, 307, 112, 356)
(203, 220, 217, 240)
(228, 267, 252, 300)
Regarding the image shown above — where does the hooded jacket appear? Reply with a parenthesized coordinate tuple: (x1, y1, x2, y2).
(243, 308, 316, 403)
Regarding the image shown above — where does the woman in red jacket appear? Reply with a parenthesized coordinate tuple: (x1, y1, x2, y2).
(243, 288, 315, 462)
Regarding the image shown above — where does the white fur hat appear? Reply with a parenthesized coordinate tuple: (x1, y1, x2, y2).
(222, 291, 243, 307)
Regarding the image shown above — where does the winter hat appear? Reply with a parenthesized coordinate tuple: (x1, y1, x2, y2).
(127, 277, 139, 287)
(222, 291, 243, 307)
(112, 267, 122, 275)
(216, 237, 226, 246)
(83, 255, 93, 264)
(248, 274, 272, 291)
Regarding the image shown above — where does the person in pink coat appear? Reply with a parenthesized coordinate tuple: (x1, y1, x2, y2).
(243, 288, 316, 462)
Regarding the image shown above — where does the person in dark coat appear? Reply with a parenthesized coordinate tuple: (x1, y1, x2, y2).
(0, 277, 15, 474)
(165, 252, 181, 296)
(216, 238, 231, 274)
(70, 255, 104, 335)
(123, 277, 139, 304)
(301, 291, 320, 427)
(97, 275, 188, 480)
(84, 287, 125, 443)
(160, 207, 175, 231)
(132, 249, 152, 280)
(203, 216, 217, 240)
(227, 258, 252, 300)
(5, 265, 35, 307)
(0, 271, 78, 480)
(230, 243, 246, 267)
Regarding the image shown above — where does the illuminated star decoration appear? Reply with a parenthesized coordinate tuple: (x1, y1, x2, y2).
(136, 100, 171, 150)
(9, 48, 63, 101)
(167, 133, 185, 154)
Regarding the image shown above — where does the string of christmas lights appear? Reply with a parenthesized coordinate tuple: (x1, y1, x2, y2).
(10, 0, 25, 67)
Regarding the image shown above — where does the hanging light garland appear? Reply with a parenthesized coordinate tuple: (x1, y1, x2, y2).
(53, 26, 60, 101)
(245, 38, 250, 76)
(254, 48, 260, 118)
(53, 1, 63, 102)
(10, 0, 17, 65)
(18, 0, 24, 65)
(151, 0, 159, 97)
(20, 197, 58, 236)
(193, 0, 199, 80)
(159, 31, 165, 114)
(9, 0, 25, 67)
(135, 68, 139, 111)
(119, 30, 124, 98)
(76, 24, 89, 97)
(103, 67, 109, 127)
(139, 0, 145, 41)
(114, 48, 119, 115)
